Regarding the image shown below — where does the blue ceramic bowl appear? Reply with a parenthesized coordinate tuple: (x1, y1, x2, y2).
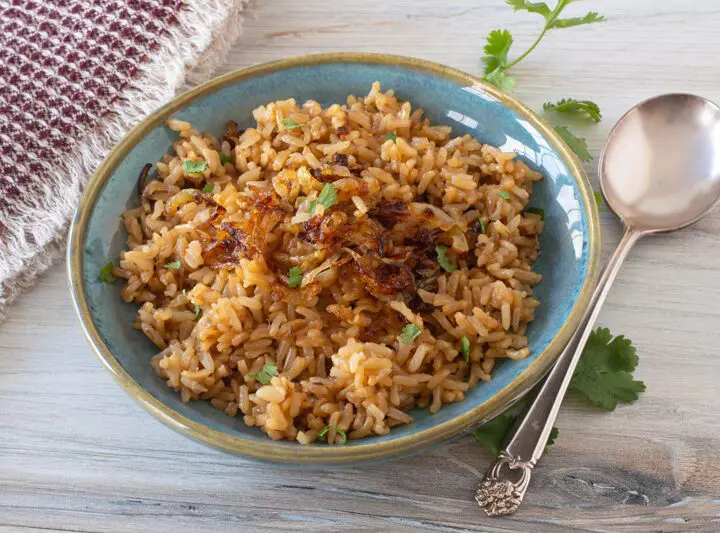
(68, 53, 600, 464)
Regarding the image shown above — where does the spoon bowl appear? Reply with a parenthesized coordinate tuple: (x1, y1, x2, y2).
(599, 93, 720, 232)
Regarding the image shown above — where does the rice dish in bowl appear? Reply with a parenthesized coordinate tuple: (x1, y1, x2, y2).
(114, 82, 545, 445)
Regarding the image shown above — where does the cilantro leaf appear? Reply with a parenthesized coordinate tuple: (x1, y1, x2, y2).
(318, 183, 337, 211)
(164, 260, 181, 270)
(183, 160, 208, 174)
(505, 0, 551, 18)
(474, 412, 559, 456)
(98, 262, 117, 284)
(554, 125, 592, 162)
(594, 191, 605, 211)
(460, 336, 470, 362)
(281, 117, 303, 130)
(497, 190, 512, 201)
(552, 11, 605, 29)
(435, 246, 457, 273)
(385, 132, 398, 143)
(473, 413, 516, 457)
(287, 266, 303, 288)
(219, 153, 233, 165)
(318, 425, 348, 444)
(482, 29, 514, 75)
(399, 324, 422, 344)
(569, 328, 646, 410)
(477, 218, 486, 234)
(525, 207, 545, 220)
(201, 183, 214, 193)
(543, 98, 602, 123)
(485, 67, 516, 93)
(247, 361, 279, 385)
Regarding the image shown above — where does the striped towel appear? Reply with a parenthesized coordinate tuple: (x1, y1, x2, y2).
(0, 0, 249, 320)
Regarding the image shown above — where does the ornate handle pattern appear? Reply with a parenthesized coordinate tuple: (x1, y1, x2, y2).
(476, 228, 642, 516)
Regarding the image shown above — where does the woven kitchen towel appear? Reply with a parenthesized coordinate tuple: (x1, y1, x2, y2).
(0, 0, 249, 321)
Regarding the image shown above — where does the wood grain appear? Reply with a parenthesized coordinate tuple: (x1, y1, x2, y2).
(2, 0, 720, 531)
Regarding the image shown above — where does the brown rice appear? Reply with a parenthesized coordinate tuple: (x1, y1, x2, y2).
(114, 82, 544, 444)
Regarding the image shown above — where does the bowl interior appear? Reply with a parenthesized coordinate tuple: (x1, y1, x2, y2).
(76, 57, 594, 459)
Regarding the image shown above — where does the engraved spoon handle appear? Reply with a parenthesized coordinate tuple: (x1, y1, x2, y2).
(476, 227, 643, 516)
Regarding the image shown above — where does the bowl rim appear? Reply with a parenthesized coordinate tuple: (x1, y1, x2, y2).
(67, 52, 601, 465)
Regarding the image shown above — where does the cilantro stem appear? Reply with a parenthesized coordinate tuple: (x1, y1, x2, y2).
(505, 26, 549, 70)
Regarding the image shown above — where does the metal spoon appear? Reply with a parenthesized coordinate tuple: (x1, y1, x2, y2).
(476, 94, 720, 516)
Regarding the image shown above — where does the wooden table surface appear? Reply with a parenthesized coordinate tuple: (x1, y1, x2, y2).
(2, 1, 720, 531)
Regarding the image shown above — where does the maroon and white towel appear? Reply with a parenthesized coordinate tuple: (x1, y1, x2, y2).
(0, 0, 249, 320)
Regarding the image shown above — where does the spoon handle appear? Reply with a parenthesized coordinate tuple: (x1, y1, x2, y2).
(475, 227, 642, 517)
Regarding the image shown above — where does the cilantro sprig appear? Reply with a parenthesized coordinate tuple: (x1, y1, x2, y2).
(473, 328, 644, 456)
(482, 1, 605, 162)
(287, 266, 303, 288)
(99, 262, 117, 284)
(483, 1, 605, 92)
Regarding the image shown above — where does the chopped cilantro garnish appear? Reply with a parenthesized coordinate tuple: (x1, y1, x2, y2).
(435, 245, 457, 273)
(525, 207, 545, 220)
(478, 218, 486, 234)
(496, 190, 512, 201)
(309, 183, 337, 215)
(202, 183, 214, 193)
(399, 323, 422, 344)
(460, 336, 470, 362)
(384, 132, 398, 143)
(281, 117, 303, 129)
(594, 191, 605, 211)
(287, 266, 303, 288)
(318, 425, 347, 444)
(99, 262, 117, 284)
(247, 361, 279, 385)
(164, 260, 181, 270)
(219, 153, 233, 165)
(182, 159, 208, 174)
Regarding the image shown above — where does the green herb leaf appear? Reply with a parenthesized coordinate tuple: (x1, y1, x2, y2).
(194, 304, 201, 317)
(497, 190, 512, 201)
(594, 191, 605, 211)
(318, 425, 347, 444)
(484, 67, 516, 93)
(554, 126, 592, 162)
(164, 260, 181, 270)
(315, 183, 337, 212)
(506, 0, 551, 18)
(569, 327, 646, 410)
(287, 266, 303, 288)
(98, 262, 117, 284)
(543, 98, 602, 123)
(247, 361, 279, 385)
(384, 132, 398, 143)
(183, 159, 208, 174)
(460, 336, 470, 362)
(219, 153, 233, 165)
(281, 117, 303, 129)
(478, 218, 486, 234)
(474, 412, 559, 456)
(202, 183, 214, 193)
(552, 11, 605, 29)
(435, 245, 457, 273)
(399, 323, 422, 344)
(525, 207, 545, 220)
(473, 413, 516, 457)
(482, 29, 514, 76)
